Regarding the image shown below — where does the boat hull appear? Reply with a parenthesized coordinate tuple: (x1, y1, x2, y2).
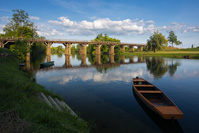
(40, 61, 54, 68)
(133, 78, 183, 120)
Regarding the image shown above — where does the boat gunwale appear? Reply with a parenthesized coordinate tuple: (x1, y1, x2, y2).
(132, 78, 183, 119)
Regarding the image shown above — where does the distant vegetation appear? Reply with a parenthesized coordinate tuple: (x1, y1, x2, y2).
(51, 46, 64, 54)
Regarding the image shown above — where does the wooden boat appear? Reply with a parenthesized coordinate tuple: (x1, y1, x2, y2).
(132, 77, 183, 120)
(40, 61, 54, 68)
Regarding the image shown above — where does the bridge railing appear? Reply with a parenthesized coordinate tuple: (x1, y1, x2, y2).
(0, 37, 146, 46)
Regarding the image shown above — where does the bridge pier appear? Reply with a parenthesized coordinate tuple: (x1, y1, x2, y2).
(109, 45, 115, 55)
(65, 55, 72, 67)
(120, 55, 125, 63)
(63, 43, 72, 55)
(44, 42, 53, 62)
(95, 54, 101, 65)
(138, 56, 143, 62)
(0, 41, 9, 48)
(120, 45, 125, 52)
(80, 44, 87, 55)
(95, 44, 101, 55)
(129, 46, 134, 52)
(26, 43, 31, 71)
(138, 46, 143, 52)
(109, 54, 115, 64)
(129, 56, 134, 63)
(81, 54, 87, 66)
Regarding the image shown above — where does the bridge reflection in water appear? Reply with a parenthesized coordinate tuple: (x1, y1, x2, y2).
(26, 54, 145, 71)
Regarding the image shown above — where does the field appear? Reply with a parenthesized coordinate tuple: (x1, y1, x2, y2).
(124, 48, 199, 59)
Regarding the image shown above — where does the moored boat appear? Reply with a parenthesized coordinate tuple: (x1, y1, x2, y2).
(132, 77, 183, 120)
(40, 61, 54, 68)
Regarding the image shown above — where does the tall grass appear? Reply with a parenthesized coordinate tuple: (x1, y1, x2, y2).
(0, 48, 89, 132)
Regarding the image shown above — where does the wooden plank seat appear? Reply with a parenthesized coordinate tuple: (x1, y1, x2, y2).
(139, 91, 162, 93)
(134, 85, 154, 87)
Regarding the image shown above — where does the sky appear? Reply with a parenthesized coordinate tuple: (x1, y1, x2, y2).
(0, 0, 199, 48)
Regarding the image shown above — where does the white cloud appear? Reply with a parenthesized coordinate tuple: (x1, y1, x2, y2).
(37, 28, 65, 37)
(184, 26, 199, 33)
(30, 16, 40, 20)
(0, 24, 5, 33)
(0, 16, 9, 22)
(47, 17, 199, 36)
(48, 17, 153, 35)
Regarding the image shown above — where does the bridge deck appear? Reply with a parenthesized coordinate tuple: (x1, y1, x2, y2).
(0, 38, 146, 46)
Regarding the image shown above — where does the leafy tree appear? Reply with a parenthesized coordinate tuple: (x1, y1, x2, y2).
(147, 31, 168, 53)
(71, 45, 76, 52)
(10, 39, 30, 60)
(167, 31, 182, 47)
(88, 33, 121, 55)
(51, 46, 64, 54)
(76, 44, 82, 52)
(3, 9, 37, 38)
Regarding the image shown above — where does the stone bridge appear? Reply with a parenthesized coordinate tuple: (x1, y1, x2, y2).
(0, 37, 146, 62)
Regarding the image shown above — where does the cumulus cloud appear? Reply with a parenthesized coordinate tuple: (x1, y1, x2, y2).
(47, 17, 199, 36)
(184, 26, 199, 33)
(48, 17, 158, 35)
(29, 16, 40, 20)
(37, 28, 65, 36)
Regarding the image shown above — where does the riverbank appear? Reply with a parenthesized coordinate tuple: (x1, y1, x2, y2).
(124, 48, 199, 59)
(0, 48, 89, 132)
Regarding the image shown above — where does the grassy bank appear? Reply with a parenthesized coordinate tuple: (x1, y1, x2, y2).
(0, 48, 89, 132)
(124, 48, 199, 59)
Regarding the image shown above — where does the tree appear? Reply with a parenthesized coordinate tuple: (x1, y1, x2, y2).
(71, 45, 76, 52)
(168, 31, 182, 47)
(147, 31, 168, 53)
(191, 44, 194, 48)
(3, 9, 37, 38)
(88, 33, 121, 55)
(10, 39, 30, 60)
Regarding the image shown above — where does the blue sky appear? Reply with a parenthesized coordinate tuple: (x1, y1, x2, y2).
(0, 0, 199, 47)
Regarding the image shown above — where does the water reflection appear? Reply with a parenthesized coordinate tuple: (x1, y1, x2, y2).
(27, 53, 182, 79)
(169, 59, 181, 77)
(133, 88, 183, 133)
(146, 57, 181, 79)
(31, 53, 199, 132)
(36, 54, 145, 74)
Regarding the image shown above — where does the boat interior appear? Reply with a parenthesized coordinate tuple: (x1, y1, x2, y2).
(133, 81, 151, 85)
(141, 93, 175, 106)
(134, 80, 175, 106)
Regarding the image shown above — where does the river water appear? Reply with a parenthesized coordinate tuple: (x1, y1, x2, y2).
(30, 53, 199, 132)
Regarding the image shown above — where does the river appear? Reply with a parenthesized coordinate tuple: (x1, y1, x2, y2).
(29, 53, 199, 132)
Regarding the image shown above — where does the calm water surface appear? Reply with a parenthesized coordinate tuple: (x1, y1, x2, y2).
(31, 53, 199, 132)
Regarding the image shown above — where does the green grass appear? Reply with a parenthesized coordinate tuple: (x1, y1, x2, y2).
(0, 48, 89, 132)
(124, 48, 199, 59)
